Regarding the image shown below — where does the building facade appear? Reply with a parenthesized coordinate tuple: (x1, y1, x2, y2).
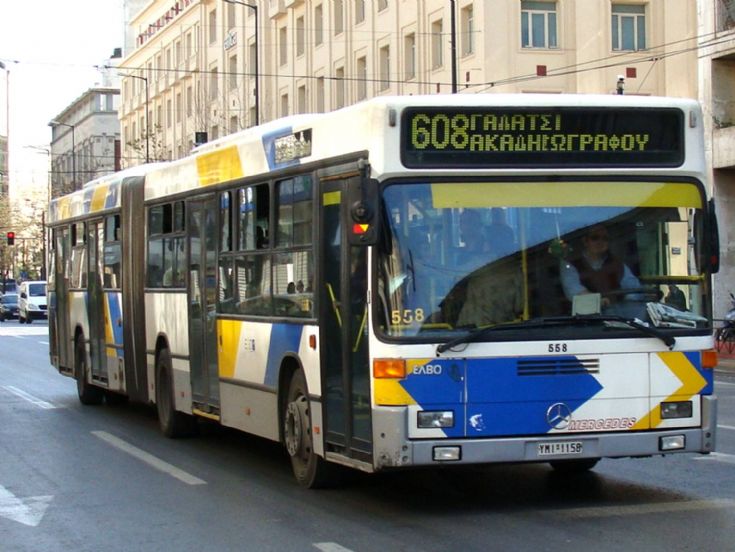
(49, 87, 122, 198)
(119, 0, 698, 166)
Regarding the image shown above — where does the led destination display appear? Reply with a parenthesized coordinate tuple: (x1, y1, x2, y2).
(401, 107, 684, 168)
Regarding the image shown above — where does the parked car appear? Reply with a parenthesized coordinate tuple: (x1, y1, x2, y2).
(18, 280, 47, 323)
(0, 293, 19, 321)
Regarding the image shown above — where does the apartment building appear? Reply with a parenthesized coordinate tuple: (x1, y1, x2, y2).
(119, 0, 697, 166)
(48, 87, 122, 199)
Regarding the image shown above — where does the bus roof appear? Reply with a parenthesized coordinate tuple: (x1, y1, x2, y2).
(49, 93, 704, 224)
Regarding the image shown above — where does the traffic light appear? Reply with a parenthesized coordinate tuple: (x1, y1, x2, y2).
(6, 232, 14, 246)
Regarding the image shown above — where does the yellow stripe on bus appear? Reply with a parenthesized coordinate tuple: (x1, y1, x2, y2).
(373, 379, 417, 406)
(217, 319, 242, 379)
(196, 146, 244, 187)
(90, 183, 109, 213)
(323, 191, 341, 206)
(431, 182, 702, 209)
(631, 351, 708, 430)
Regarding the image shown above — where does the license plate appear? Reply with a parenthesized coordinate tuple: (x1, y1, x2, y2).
(537, 441, 584, 457)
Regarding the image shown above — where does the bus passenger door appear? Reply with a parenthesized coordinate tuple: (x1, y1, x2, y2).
(51, 227, 72, 371)
(319, 170, 373, 463)
(187, 196, 220, 414)
(87, 220, 107, 382)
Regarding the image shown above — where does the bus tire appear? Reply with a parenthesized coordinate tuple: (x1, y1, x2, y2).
(75, 337, 104, 405)
(283, 369, 337, 488)
(156, 348, 196, 438)
(549, 458, 599, 473)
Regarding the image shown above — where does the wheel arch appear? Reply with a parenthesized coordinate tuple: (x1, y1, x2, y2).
(277, 353, 304, 443)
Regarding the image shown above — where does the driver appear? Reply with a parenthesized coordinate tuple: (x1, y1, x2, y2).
(560, 225, 640, 307)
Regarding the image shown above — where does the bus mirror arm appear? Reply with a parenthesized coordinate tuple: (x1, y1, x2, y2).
(347, 173, 380, 247)
(707, 198, 720, 274)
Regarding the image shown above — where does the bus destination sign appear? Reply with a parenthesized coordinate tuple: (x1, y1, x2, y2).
(401, 107, 684, 168)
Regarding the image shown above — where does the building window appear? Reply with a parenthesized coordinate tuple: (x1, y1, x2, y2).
(175, 93, 182, 123)
(404, 33, 416, 80)
(357, 56, 367, 100)
(186, 86, 193, 117)
(229, 55, 238, 90)
(461, 4, 475, 56)
(355, 0, 365, 23)
(297, 85, 307, 113)
(521, 1, 558, 49)
(335, 66, 345, 109)
(166, 98, 172, 128)
(334, 0, 344, 35)
(209, 9, 217, 44)
(279, 26, 288, 66)
(379, 45, 390, 91)
(378, 0, 388, 11)
(210, 67, 219, 100)
(611, 4, 646, 51)
(431, 19, 443, 69)
(316, 77, 325, 112)
(281, 93, 289, 117)
(296, 16, 305, 57)
(230, 115, 239, 134)
(227, 1, 236, 30)
(315, 4, 324, 46)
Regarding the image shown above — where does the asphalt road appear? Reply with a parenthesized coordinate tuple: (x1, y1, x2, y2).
(1, 319, 734, 552)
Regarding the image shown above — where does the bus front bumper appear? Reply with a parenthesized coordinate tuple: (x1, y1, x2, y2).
(372, 395, 717, 470)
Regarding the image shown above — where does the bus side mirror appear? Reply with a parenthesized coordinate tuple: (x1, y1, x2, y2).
(347, 175, 380, 246)
(704, 199, 720, 274)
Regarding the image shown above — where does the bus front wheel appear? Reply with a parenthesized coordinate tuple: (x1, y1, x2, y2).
(75, 337, 104, 405)
(155, 348, 196, 438)
(283, 370, 336, 488)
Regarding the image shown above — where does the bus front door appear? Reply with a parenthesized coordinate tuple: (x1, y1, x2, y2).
(319, 171, 373, 464)
(187, 197, 220, 415)
(87, 220, 107, 383)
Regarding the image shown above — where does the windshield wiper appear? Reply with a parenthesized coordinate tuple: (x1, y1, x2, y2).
(436, 314, 675, 354)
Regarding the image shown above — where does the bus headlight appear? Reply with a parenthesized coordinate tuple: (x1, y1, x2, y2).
(418, 410, 454, 428)
(660, 435, 686, 451)
(660, 401, 693, 419)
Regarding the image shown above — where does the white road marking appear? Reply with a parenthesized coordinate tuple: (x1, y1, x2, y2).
(719, 424, 735, 431)
(92, 431, 206, 486)
(2, 386, 57, 409)
(0, 484, 53, 527)
(39, 341, 49, 345)
(313, 543, 356, 552)
(548, 498, 735, 519)
(694, 452, 735, 465)
(716, 381, 735, 388)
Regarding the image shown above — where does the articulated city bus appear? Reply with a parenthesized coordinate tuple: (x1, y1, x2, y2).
(48, 94, 719, 487)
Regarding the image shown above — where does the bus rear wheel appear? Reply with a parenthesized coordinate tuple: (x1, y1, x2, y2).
(156, 348, 196, 438)
(283, 370, 336, 488)
(75, 337, 104, 405)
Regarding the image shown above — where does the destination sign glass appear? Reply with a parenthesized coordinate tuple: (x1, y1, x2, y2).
(401, 107, 684, 168)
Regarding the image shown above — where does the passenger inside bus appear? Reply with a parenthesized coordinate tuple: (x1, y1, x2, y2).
(559, 224, 640, 310)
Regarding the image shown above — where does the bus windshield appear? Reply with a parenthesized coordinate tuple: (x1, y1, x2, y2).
(377, 180, 709, 339)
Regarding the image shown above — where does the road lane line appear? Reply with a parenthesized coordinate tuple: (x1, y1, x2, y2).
(716, 381, 735, 387)
(694, 452, 735, 465)
(92, 431, 206, 486)
(719, 424, 735, 431)
(314, 543, 356, 552)
(547, 498, 735, 519)
(2, 386, 57, 409)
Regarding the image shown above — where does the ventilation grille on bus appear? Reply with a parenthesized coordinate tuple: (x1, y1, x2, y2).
(517, 358, 600, 376)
